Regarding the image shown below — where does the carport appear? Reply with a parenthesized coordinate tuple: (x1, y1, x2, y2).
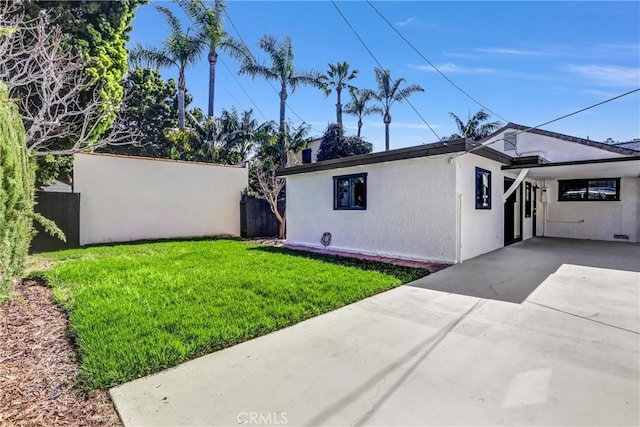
(111, 238, 639, 426)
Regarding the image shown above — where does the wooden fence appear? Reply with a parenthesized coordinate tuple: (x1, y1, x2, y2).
(31, 191, 80, 253)
(240, 196, 285, 238)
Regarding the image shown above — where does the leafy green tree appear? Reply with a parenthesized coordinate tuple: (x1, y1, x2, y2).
(321, 61, 358, 129)
(371, 67, 424, 151)
(316, 123, 373, 161)
(445, 109, 501, 141)
(18, 1, 142, 139)
(344, 88, 382, 138)
(102, 67, 186, 158)
(239, 35, 324, 133)
(177, 0, 249, 118)
(130, 5, 204, 129)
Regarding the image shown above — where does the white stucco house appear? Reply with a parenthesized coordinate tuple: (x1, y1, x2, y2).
(277, 123, 640, 264)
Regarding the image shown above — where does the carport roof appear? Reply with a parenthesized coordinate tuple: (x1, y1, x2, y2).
(502, 155, 640, 179)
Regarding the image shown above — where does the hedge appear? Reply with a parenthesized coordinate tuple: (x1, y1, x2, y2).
(0, 83, 34, 301)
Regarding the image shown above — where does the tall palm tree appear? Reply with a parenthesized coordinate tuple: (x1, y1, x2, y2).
(445, 109, 501, 141)
(344, 88, 381, 137)
(130, 6, 204, 129)
(239, 35, 324, 133)
(371, 67, 424, 151)
(177, 0, 249, 118)
(321, 61, 358, 129)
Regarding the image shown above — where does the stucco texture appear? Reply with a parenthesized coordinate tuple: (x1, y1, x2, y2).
(74, 154, 247, 245)
(286, 156, 458, 263)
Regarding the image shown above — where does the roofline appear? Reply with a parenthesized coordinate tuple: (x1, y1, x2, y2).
(502, 155, 640, 170)
(483, 122, 638, 156)
(277, 139, 514, 176)
(75, 152, 247, 168)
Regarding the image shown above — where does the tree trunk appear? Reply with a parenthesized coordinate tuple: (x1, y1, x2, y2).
(277, 211, 286, 239)
(178, 72, 186, 129)
(384, 112, 391, 151)
(336, 86, 342, 129)
(208, 49, 218, 118)
(357, 117, 362, 137)
(279, 86, 287, 132)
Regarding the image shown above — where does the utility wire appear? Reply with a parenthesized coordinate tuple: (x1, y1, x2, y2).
(365, 1, 508, 123)
(331, 0, 442, 142)
(457, 87, 640, 158)
(218, 56, 268, 121)
(224, 8, 324, 135)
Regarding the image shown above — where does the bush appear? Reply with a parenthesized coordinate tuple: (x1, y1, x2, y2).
(316, 123, 373, 161)
(0, 83, 34, 301)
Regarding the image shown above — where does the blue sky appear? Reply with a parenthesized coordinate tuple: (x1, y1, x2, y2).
(128, 1, 640, 152)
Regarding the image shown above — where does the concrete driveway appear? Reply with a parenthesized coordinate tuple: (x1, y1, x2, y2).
(110, 238, 640, 426)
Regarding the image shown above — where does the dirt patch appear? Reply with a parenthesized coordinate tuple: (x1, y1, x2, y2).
(0, 278, 121, 426)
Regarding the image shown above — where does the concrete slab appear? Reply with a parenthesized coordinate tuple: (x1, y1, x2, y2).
(110, 238, 640, 426)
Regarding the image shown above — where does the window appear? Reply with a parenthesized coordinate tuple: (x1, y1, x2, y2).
(525, 182, 532, 218)
(333, 173, 367, 210)
(302, 148, 312, 164)
(504, 132, 517, 151)
(475, 167, 491, 209)
(558, 178, 620, 201)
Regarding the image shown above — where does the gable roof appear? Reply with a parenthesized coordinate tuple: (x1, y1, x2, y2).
(483, 122, 638, 156)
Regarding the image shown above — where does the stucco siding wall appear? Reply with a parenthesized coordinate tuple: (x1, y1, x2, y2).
(286, 156, 458, 263)
(74, 154, 247, 245)
(541, 177, 639, 242)
(485, 131, 625, 162)
(456, 154, 505, 261)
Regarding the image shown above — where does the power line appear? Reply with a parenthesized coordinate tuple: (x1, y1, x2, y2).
(218, 56, 268, 121)
(458, 87, 640, 158)
(365, 1, 508, 123)
(223, 8, 325, 135)
(331, 0, 442, 142)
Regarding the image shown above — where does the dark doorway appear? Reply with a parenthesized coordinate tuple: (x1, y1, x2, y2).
(31, 191, 81, 253)
(532, 185, 538, 237)
(504, 178, 523, 246)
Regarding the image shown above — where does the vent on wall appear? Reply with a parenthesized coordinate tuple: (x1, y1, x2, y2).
(613, 234, 629, 240)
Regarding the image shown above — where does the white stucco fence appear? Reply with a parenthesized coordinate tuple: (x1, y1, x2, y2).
(74, 153, 247, 245)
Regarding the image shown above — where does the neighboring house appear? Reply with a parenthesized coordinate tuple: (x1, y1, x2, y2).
(294, 137, 322, 165)
(614, 140, 640, 152)
(277, 123, 639, 264)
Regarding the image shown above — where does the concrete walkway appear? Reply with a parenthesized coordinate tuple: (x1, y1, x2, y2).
(110, 238, 640, 426)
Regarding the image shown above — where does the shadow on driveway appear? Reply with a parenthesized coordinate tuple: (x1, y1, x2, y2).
(407, 237, 640, 303)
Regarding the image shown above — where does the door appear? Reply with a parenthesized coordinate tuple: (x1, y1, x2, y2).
(532, 186, 537, 237)
(504, 178, 523, 246)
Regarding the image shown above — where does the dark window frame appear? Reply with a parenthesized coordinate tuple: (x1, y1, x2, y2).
(558, 178, 621, 202)
(475, 167, 492, 210)
(525, 182, 532, 218)
(333, 173, 368, 210)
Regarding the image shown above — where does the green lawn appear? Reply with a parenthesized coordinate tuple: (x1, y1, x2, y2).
(38, 239, 427, 390)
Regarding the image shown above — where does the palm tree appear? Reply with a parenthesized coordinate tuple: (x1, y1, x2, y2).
(239, 35, 324, 133)
(445, 109, 501, 141)
(177, 0, 249, 118)
(130, 6, 204, 129)
(371, 67, 424, 151)
(321, 61, 358, 129)
(344, 88, 381, 138)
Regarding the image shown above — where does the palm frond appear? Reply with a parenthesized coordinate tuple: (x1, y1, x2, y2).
(239, 62, 278, 81)
(129, 45, 175, 69)
(155, 5, 183, 37)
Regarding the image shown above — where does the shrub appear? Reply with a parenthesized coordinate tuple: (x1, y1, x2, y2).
(0, 83, 34, 301)
(316, 123, 373, 161)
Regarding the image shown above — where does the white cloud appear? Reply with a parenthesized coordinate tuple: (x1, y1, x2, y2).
(395, 17, 417, 27)
(412, 63, 501, 75)
(475, 47, 550, 57)
(563, 64, 640, 88)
